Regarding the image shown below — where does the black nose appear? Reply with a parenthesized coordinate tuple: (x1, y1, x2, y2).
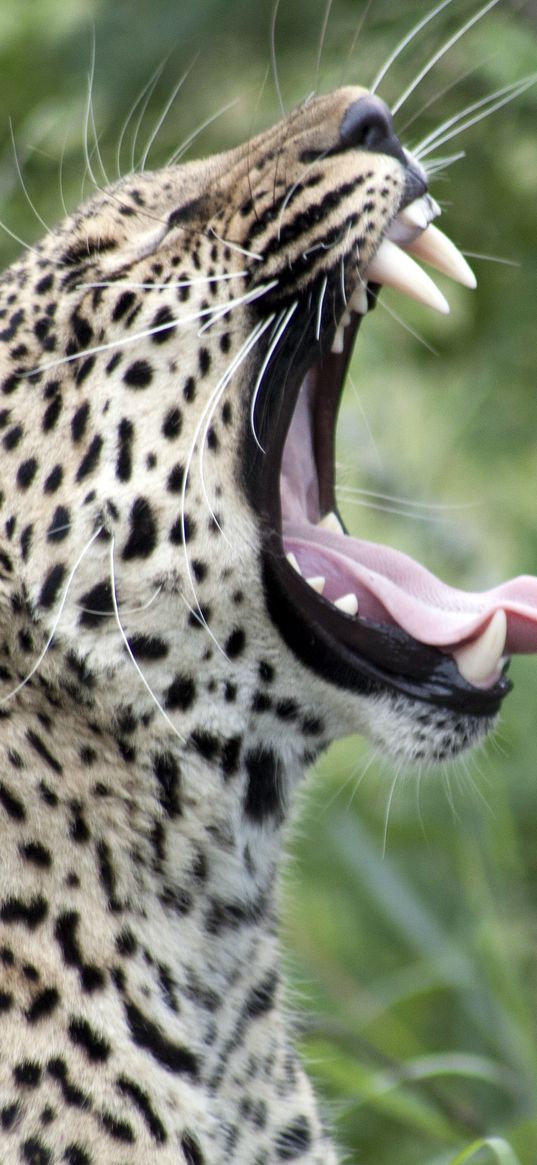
(340, 95, 407, 166)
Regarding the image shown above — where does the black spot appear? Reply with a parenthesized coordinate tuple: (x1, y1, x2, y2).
(122, 496, 157, 559)
(276, 699, 299, 721)
(0, 989, 13, 1011)
(116, 417, 134, 481)
(153, 752, 182, 819)
(243, 748, 283, 824)
(68, 1015, 111, 1062)
(96, 840, 119, 909)
(169, 514, 195, 545)
(36, 274, 54, 295)
(79, 579, 113, 628)
(151, 304, 176, 343)
(275, 1116, 312, 1159)
(27, 729, 63, 774)
(75, 355, 96, 386)
(27, 987, 60, 1024)
(252, 692, 271, 713)
(47, 505, 70, 543)
(162, 407, 182, 439)
(14, 1060, 42, 1087)
(39, 564, 66, 610)
(183, 376, 196, 402)
(245, 972, 277, 1017)
(190, 731, 219, 762)
(123, 360, 152, 388)
(71, 401, 90, 443)
(221, 735, 242, 778)
(181, 1133, 205, 1165)
(127, 634, 168, 660)
(192, 560, 207, 583)
(20, 841, 52, 868)
(3, 423, 23, 450)
(99, 1111, 135, 1142)
(76, 433, 103, 482)
(115, 927, 138, 957)
(165, 674, 195, 711)
(167, 463, 184, 493)
(124, 998, 198, 1075)
(17, 457, 38, 489)
(112, 290, 136, 321)
(116, 1075, 167, 1143)
(225, 628, 246, 658)
(64, 1146, 92, 1165)
(44, 464, 63, 492)
(0, 895, 47, 929)
(21, 1137, 52, 1165)
(1, 1102, 19, 1130)
(42, 394, 62, 432)
(0, 781, 26, 820)
(68, 802, 90, 842)
(198, 347, 211, 376)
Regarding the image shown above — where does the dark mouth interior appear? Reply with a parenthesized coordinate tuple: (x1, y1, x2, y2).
(251, 290, 511, 718)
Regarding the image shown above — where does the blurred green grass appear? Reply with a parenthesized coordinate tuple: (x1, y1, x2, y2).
(0, 2, 536, 1161)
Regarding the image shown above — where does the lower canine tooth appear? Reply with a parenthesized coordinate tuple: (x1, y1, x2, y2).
(366, 238, 450, 315)
(317, 511, 344, 536)
(286, 552, 302, 575)
(331, 325, 345, 354)
(334, 592, 358, 616)
(306, 576, 325, 593)
(349, 285, 368, 315)
(454, 609, 507, 686)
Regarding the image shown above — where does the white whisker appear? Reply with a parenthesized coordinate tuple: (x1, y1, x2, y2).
(116, 57, 168, 179)
(462, 251, 520, 268)
(9, 121, 51, 236)
(315, 275, 328, 342)
(417, 74, 537, 159)
(138, 61, 198, 172)
(414, 74, 536, 158)
(26, 281, 279, 378)
(391, 0, 501, 117)
(0, 526, 103, 707)
(271, 0, 285, 117)
(167, 100, 239, 166)
(371, 0, 455, 96)
(314, 0, 335, 96)
(249, 303, 297, 453)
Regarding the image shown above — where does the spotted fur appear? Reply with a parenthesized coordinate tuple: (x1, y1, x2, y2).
(0, 83, 501, 1163)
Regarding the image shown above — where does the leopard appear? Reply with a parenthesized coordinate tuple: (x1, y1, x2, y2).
(0, 43, 535, 1165)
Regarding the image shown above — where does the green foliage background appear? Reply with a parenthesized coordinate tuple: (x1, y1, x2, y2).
(1, 2, 536, 1162)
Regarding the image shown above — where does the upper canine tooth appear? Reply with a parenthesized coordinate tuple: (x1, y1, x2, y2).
(404, 224, 477, 290)
(334, 592, 359, 616)
(348, 285, 368, 315)
(365, 238, 450, 315)
(453, 609, 507, 686)
(317, 511, 344, 536)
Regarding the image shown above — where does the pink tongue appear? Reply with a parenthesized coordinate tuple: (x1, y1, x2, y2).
(283, 522, 537, 654)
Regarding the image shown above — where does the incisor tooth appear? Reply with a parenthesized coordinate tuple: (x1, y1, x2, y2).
(306, 576, 325, 593)
(348, 285, 368, 315)
(331, 326, 345, 354)
(317, 511, 344, 536)
(454, 609, 507, 686)
(404, 224, 477, 290)
(286, 552, 302, 575)
(366, 238, 450, 315)
(398, 199, 430, 231)
(334, 592, 359, 616)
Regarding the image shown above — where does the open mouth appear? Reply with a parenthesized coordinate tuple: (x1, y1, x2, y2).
(249, 178, 537, 716)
